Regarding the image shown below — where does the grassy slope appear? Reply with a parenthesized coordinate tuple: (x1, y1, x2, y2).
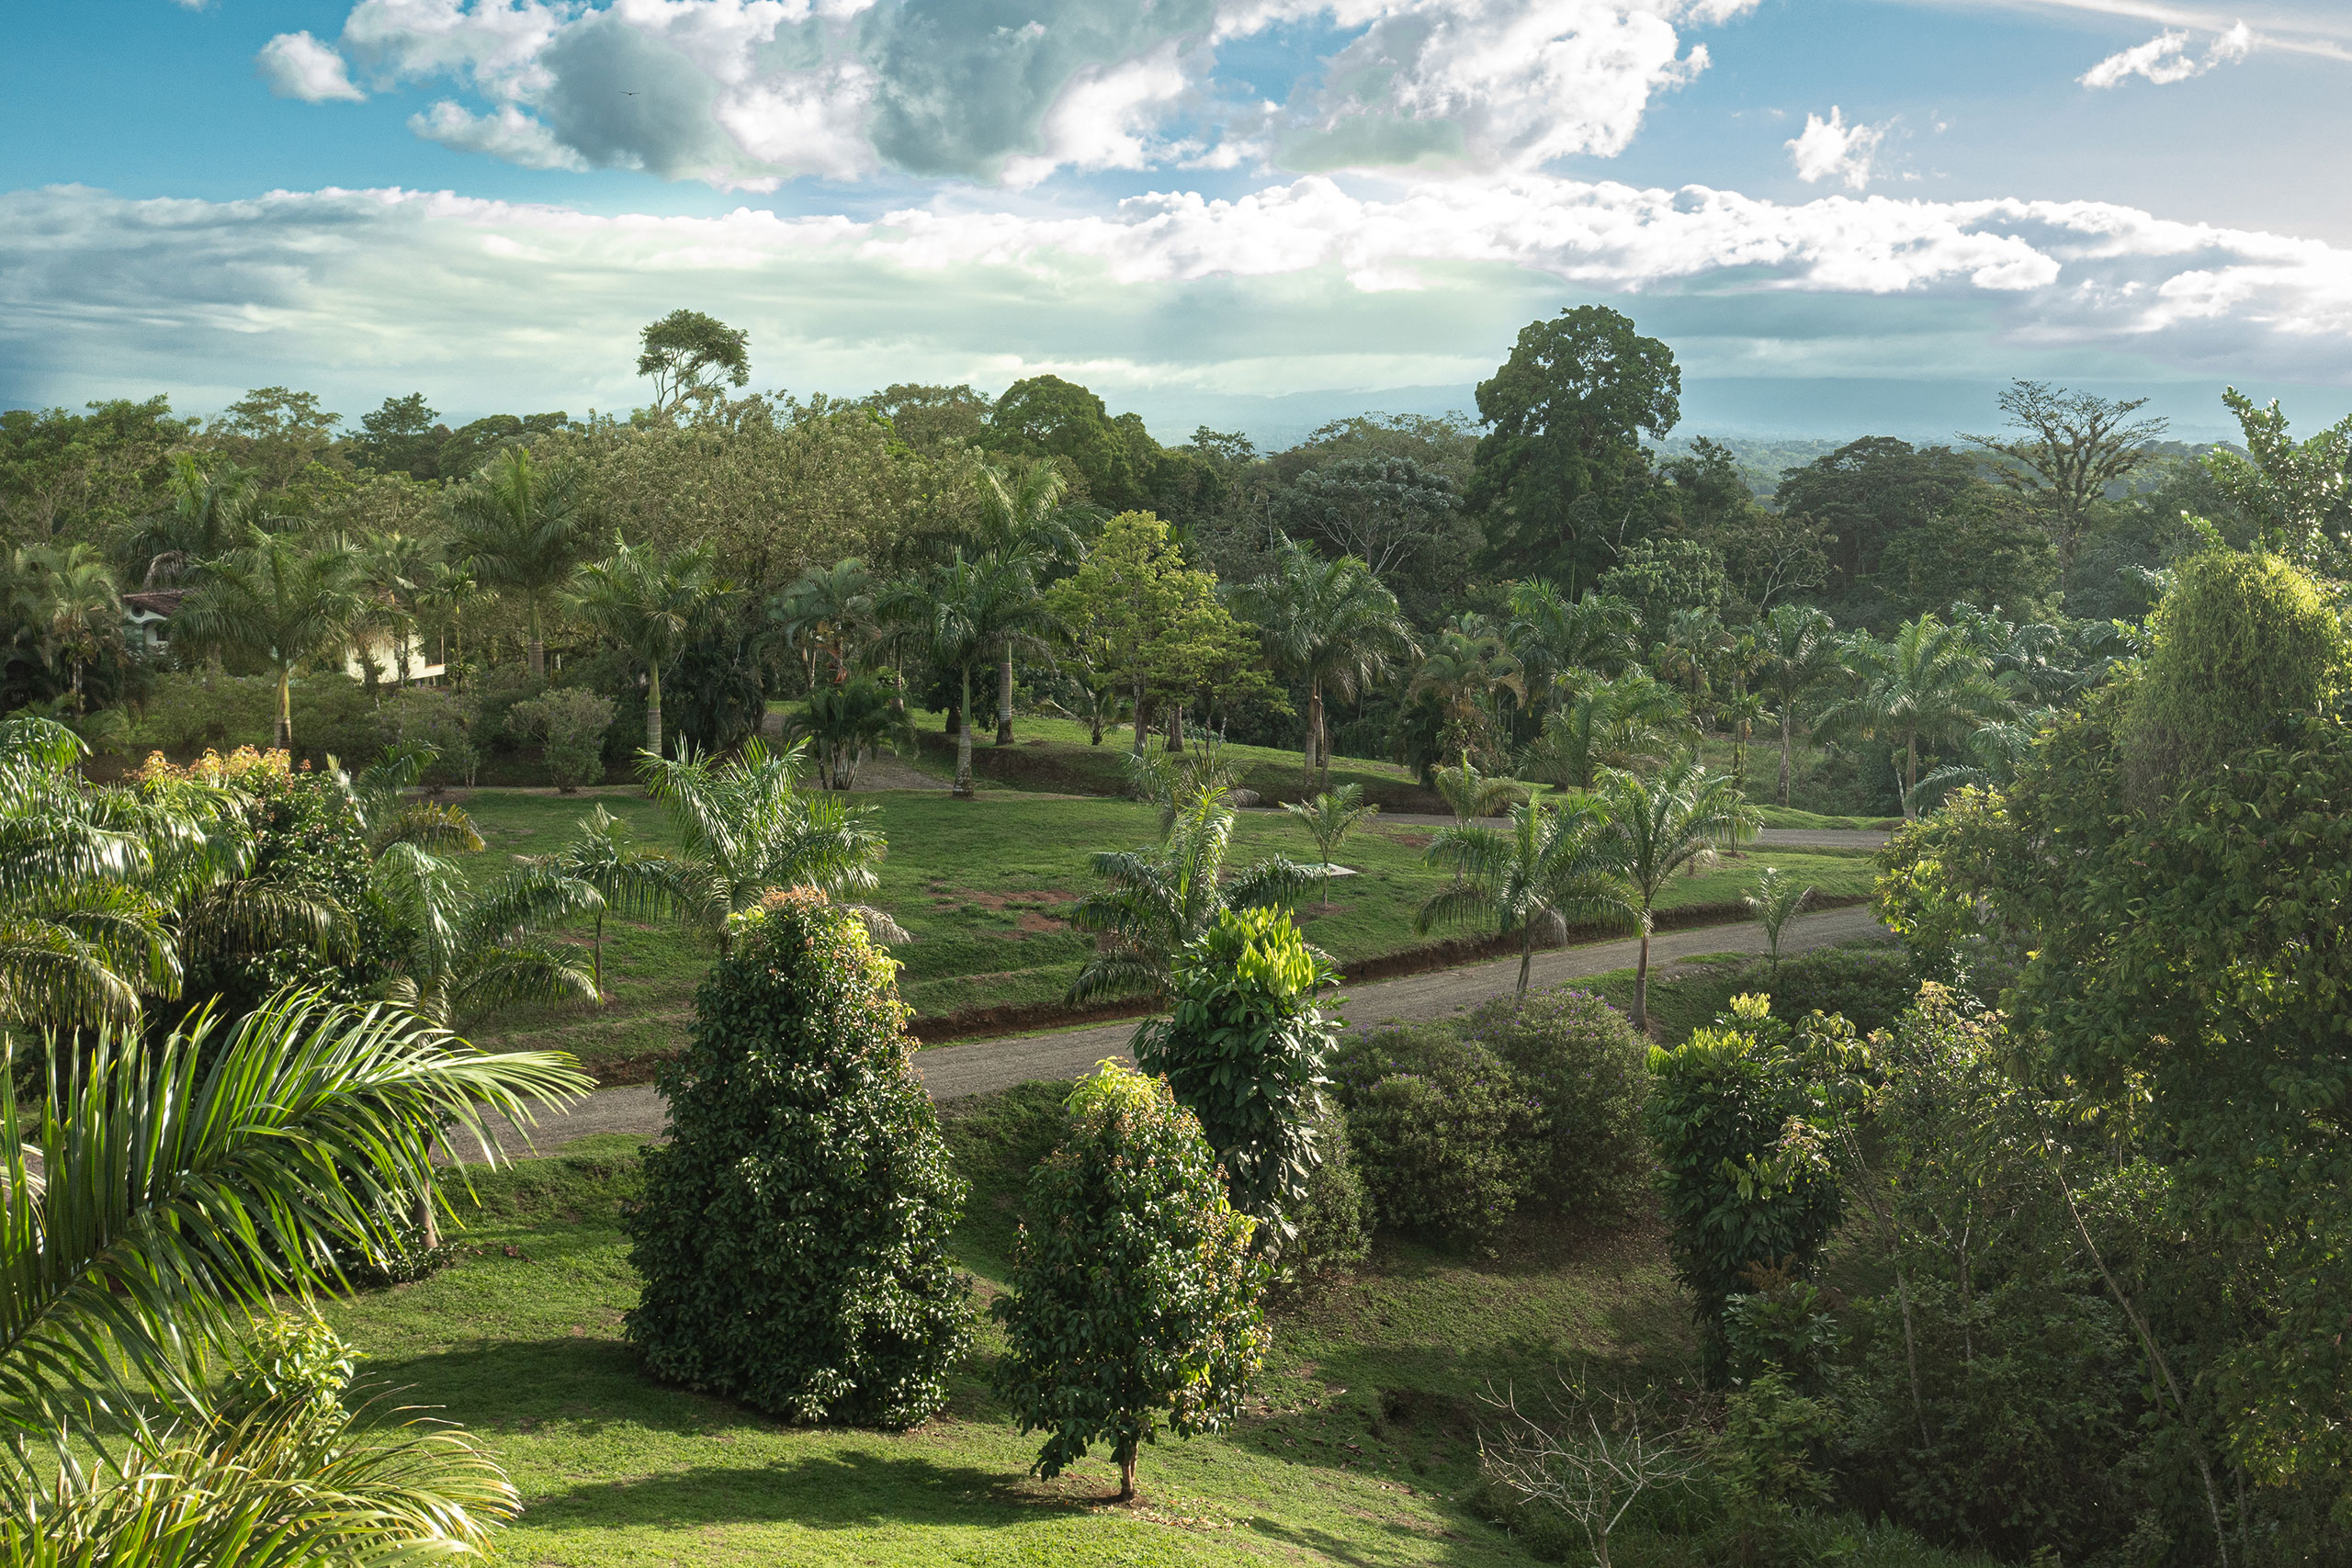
(330, 1082, 1692, 1568)
(454, 787, 1877, 1074)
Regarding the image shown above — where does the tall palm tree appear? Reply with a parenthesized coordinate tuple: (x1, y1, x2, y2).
(354, 529, 436, 685)
(444, 447, 588, 681)
(1520, 671, 1687, 793)
(1067, 784, 1312, 1004)
(1416, 796, 1632, 1002)
(1815, 615, 2012, 819)
(1410, 626, 1527, 764)
(637, 739, 895, 952)
(1235, 543, 1416, 790)
(0, 991, 587, 1540)
(1504, 580, 1638, 714)
(526, 805, 677, 996)
(1594, 760, 1760, 1031)
(13, 543, 122, 714)
(118, 454, 259, 590)
(569, 536, 724, 759)
(171, 535, 364, 750)
(972, 458, 1086, 744)
(1650, 607, 1727, 730)
(772, 557, 876, 688)
(1753, 604, 1840, 807)
(884, 552, 1060, 798)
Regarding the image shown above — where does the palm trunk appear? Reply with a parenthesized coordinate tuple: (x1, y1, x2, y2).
(954, 666, 976, 797)
(1779, 706, 1795, 807)
(1303, 681, 1322, 785)
(1633, 914, 1653, 1032)
(526, 599, 546, 682)
(275, 666, 294, 750)
(1517, 928, 1533, 1000)
(414, 1184, 438, 1250)
(996, 654, 1015, 744)
(644, 662, 663, 759)
(1904, 734, 1918, 820)
(1318, 706, 1333, 792)
(593, 911, 605, 997)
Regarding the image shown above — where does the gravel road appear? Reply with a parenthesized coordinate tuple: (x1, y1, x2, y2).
(449, 902, 1885, 1163)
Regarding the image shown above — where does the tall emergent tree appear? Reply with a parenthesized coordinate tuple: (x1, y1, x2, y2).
(627, 888, 971, 1428)
(637, 310, 751, 411)
(173, 534, 364, 749)
(444, 447, 588, 681)
(1470, 306, 1681, 592)
(570, 536, 725, 758)
(1964, 379, 2167, 570)
(1233, 541, 1415, 787)
(993, 1063, 1269, 1501)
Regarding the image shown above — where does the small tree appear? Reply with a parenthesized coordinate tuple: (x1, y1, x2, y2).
(508, 689, 616, 794)
(993, 1063, 1270, 1501)
(1743, 867, 1813, 976)
(625, 889, 972, 1427)
(1134, 908, 1338, 1255)
(1281, 784, 1379, 909)
(1480, 1376, 1702, 1568)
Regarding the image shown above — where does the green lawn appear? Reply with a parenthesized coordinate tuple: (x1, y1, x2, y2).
(453, 787, 1878, 1077)
(330, 1082, 1691, 1567)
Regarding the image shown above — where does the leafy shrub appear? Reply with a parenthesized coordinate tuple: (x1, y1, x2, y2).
(992, 1062, 1269, 1500)
(1731, 944, 1917, 1040)
(1646, 997, 1860, 1382)
(130, 671, 276, 755)
(376, 686, 481, 788)
(508, 688, 616, 792)
(219, 1311, 356, 1438)
(625, 887, 972, 1427)
(1289, 1098, 1373, 1280)
(1456, 986, 1651, 1214)
(1134, 907, 1337, 1254)
(1332, 1024, 1544, 1247)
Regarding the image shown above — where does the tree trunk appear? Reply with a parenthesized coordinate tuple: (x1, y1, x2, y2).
(1131, 677, 1148, 757)
(1318, 706, 1334, 793)
(996, 654, 1015, 744)
(526, 600, 546, 682)
(275, 667, 294, 750)
(1779, 706, 1795, 807)
(1117, 1442, 1136, 1502)
(1302, 681, 1322, 784)
(593, 911, 605, 998)
(644, 663, 663, 759)
(1164, 703, 1183, 751)
(1904, 734, 1918, 820)
(413, 1184, 438, 1251)
(954, 666, 976, 798)
(1633, 916, 1653, 1032)
(1517, 929, 1533, 1000)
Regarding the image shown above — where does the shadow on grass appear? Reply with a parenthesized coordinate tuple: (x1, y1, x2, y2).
(522, 1448, 1081, 1533)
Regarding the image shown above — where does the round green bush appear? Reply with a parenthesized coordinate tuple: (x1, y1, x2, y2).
(1288, 1098, 1374, 1280)
(1733, 943, 1918, 1039)
(1332, 1026, 1545, 1247)
(1456, 987, 1652, 1214)
(992, 1063, 1269, 1500)
(624, 887, 972, 1427)
(2120, 547, 2351, 801)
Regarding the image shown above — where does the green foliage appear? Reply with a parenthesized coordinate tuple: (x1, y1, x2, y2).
(1597, 536, 1729, 643)
(218, 1310, 356, 1440)
(991, 1063, 1269, 1498)
(625, 888, 970, 1427)
(1870, 788, 2013, 990)
(785, 674, 916, 790)
(1645, 998, 1857, 1382)
(2118, 547, 2351, 801)
(508, 687, 616, 793)
(376, 685, 481, 788)
(1330, 1025, 1545, 1247)
(1743, 867, 1811, 971)
(1739, 943, 1917, 1039)
(1453, 986, 1654, 1215)
(1133, 907, 1338, 1255)
(637, 309, 752, 409)
(1288, 1098, 1374, 1280)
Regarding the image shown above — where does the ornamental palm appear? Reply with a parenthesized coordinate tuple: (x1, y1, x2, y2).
(1815, 615, 2012, 819)
(171, 535, 365, 749)
(1416, 796, 1632, 1002)
(1594, 760, 1760, 1031)
(1519, 671, 1686, 792)
(1753, 603, 1840, 807)
(637, 739, 896, 952)
(1235, 543, 1416, 789)
(973, 458, 1087, 744)
(118, 454, 259, 589)
(1067, 785, 1314, 1005)
(1743, 864, 1813, 975)
(371, 844, 604, 1030)
(444, 447, 588, 680)
(783, 675, 917, 790)
(1410, 627, 1528, 761)
(570, 536, 724, 759)
(1504, 579, 1639, 713)
(13, 543, 122, 714)
(1430, 750, 1526, 825)
(526, 806, 678, 996)
(772, 557, 877, 688)
(0, 992, 586, 1534)
(1282, 782, 1380, 909)
(884, 551, 1060, 797)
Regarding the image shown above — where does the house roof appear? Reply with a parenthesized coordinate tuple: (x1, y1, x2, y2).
(123, 589, 186, 616)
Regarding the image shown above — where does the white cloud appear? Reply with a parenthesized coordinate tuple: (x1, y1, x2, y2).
(410, 102, 589, 170)
(1786, 107, 1888, 191)
(257, 32, 368, 103)
(2080, 21, 2255, 87)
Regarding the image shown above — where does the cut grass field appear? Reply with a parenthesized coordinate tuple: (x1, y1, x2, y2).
(453, 784, 1878, 1077)
(330, 1075, 1987, 1567)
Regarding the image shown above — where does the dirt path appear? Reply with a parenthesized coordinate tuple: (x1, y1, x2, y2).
(449, 903, 1884, 1163)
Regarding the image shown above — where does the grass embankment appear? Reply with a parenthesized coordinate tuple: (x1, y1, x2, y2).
(455, 787, 1877, 1078)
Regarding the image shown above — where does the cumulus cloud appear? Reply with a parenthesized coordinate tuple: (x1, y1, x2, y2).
(7, 174, 2351, 429)
(266, 0, 1758, 186)
(257, 32, 368, 103)
(2081, 22, 2254, 88)
(1786, 107, 1888, 191)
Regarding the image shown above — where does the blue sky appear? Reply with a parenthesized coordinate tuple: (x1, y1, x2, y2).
(6, 0, 2351, 445)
